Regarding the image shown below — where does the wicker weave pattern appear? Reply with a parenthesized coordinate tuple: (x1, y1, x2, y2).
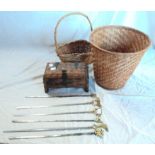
(57, 40, 93, 64)
(90, 26, 151, 89)
(54, 12, 93, 64)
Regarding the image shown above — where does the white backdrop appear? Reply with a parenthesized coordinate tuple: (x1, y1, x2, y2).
(0, 11, 155, 144)
(0, 11, 154, 48)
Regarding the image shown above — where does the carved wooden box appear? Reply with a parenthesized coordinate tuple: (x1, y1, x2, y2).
(43, 62, 89, 93)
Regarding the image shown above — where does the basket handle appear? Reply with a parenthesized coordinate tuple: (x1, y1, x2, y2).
(54, 12, 93, 53)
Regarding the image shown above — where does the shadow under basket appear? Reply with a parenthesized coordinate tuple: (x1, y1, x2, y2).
(90, 25, 151, 90)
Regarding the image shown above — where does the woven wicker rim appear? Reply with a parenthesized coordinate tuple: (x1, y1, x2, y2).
(57, 40, 91, 57)
(90, 25, 151, 55)
(54, 12, 93, 54)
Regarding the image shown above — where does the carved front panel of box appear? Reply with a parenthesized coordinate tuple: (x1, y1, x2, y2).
(43, 62, 88, 93)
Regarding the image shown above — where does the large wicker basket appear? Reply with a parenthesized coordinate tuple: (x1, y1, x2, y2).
(54, 12, 93, 64)
(90, 25, 151, 89)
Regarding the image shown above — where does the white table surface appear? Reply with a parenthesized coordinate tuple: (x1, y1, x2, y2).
(0, 45, 155, 144)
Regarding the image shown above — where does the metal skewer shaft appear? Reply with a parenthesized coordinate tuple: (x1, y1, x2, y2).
(4, 126, 93, 133)
(12, 119, 102, 123)
(14, 107, 102, 117)
(14, 111, 94, 117)
(9, 132, 95, 140)
(0, 142, 9, 144)
(25, 94, 96, 98)
(16, 102, 93, 110)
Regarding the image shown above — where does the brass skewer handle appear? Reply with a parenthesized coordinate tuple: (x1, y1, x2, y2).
(95, 128, 104, 137)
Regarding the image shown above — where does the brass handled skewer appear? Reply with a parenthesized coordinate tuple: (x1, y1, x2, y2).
(14, 106, 102, 117)
(8, 129, 104, 140)
(12, 117, 102, 124)
(6, 122, 108, 140)
(4, 122, 108, 133)
(16, 97, 100, 110)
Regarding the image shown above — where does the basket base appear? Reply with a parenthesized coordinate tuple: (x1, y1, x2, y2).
(95, 80, 126, 90)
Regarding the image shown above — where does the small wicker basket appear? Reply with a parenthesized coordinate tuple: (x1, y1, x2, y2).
(54, 12, 93, 64)
(90, 25, 151, 89)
